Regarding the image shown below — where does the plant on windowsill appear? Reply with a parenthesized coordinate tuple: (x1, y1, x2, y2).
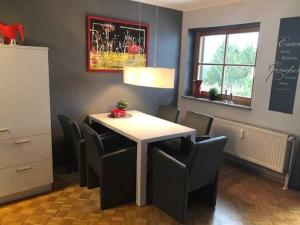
(208, 88, 219, 101)
(111, 99, 128, 118)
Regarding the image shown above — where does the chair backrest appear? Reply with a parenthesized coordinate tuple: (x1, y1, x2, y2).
(181, 111, 213, 136)
(157, 105, 180, 123)
(187, 136, 228, 191)
(58, 115, 83, 159)
(81, 123, 106, 174)
(81, 123, 105, 157)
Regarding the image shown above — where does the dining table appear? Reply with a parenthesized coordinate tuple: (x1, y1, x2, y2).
(89, 110, 196, 206)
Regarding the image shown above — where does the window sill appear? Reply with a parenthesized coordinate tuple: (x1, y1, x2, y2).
(182, 96, 252, 111)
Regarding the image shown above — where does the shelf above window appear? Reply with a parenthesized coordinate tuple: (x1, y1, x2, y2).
(182, 96, 252, 111)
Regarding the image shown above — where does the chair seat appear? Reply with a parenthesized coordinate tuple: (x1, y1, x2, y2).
(157, 135, 210, 156)
(102, 134, 136, 154)
(156, 138, 182, 155)
(173, 153, 189, 165)
(157, 111, 214, 156)
(90, 123, 115, 136)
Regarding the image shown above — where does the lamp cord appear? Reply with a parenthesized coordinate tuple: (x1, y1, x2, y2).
(138, 3, 142, 57)
(154, 6, 158, 67)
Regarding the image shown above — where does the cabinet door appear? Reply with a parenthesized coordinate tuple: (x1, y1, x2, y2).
(0, 134, 52, 169)
(0, 47, 51, 139)
(0, 159, 53, 200)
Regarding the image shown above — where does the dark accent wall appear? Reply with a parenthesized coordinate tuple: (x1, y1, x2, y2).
(0, 0, 182, 166)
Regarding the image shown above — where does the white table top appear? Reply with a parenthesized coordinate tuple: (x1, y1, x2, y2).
(89, 110, 196, 143)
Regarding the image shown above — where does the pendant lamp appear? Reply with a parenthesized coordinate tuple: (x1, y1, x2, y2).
(123, 4, 175, 89)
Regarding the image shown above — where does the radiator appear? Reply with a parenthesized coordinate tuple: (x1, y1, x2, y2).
(211, 118, 293, 174)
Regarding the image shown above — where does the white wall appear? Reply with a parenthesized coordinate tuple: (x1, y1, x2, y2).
(178, 0, 300, 137)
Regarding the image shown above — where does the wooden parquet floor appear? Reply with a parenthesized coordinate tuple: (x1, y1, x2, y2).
(1, 162, 300, 225)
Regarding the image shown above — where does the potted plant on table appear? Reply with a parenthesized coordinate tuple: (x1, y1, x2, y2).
(111, 99, 128, 118)
(208, 88, 219, 101)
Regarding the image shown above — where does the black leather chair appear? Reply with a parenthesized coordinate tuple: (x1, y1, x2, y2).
(150, 136, 228, 223)
(81, 123, 137, 209)
(157, 111, 214, 155)
(58, 114, 114, 186)
(157, 105, 180, 123)
(182, 111, 213, 139)
(58, 115, 85, 180)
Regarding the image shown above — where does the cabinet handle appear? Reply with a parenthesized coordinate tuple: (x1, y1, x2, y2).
(16, 166, 32, 173)
(15, 139, 31, 144)
(0, 128, 8, 132)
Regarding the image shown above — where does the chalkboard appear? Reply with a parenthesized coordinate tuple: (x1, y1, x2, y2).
(269, 17, 300, 114)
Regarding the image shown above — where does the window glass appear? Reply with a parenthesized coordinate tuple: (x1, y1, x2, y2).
(226, 32, 259, 65)
(198, 65, 223, 93)
(199, 35, 226, 64)
(222, 66, 255, 98)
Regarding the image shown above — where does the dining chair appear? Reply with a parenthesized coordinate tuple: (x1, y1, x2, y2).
(81, 123, 137, 209)
(157, 111, 214, 155)
(157, 105, 180, 123)
(58, 115, 83, 174)
(150, 136, 228, 223)
(182, 111, 213, 138)
(58, 114, 117, 186)
(83, 115, 115, 136)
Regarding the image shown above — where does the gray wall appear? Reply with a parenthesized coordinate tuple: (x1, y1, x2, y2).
(0, 0, 182, 165)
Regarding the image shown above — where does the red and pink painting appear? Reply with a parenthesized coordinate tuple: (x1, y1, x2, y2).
(87, 16, 148, 72)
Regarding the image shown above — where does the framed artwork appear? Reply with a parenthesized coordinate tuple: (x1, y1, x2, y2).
(87, 15, 148, 72)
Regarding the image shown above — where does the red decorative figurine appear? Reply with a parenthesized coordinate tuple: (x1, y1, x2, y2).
(0, 21, 24, 45)
(193, 80, 203, 98)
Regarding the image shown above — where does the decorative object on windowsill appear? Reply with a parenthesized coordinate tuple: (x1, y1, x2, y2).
(123, 4, 175, 89)
(229, 83, 233, 104)
(208, 87, 219, 101)
(223, 89, 228, 103)
(193, 80, 203, 98)
(0, 21, 24, 45)
(110, 99, 128, 118)
(229, 92, 234, 104)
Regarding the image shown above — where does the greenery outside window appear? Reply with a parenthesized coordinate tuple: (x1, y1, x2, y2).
(193, 24, 260, 106)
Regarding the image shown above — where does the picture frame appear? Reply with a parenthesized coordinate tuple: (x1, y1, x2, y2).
(87, 15, 148, 72)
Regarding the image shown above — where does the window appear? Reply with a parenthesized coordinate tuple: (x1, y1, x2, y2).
(193, 24, 260, 106)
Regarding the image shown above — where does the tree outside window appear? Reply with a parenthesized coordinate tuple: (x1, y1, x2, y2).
(193, 25, 260, 105)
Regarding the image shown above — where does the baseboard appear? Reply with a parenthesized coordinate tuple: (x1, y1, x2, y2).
(224, 153, 285, 184)
(0, 184, 52, 205)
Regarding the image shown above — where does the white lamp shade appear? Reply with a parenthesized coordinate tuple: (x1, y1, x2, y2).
(123, 67, 175, 89)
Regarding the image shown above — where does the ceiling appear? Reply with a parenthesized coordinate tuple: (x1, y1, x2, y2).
(131, 0, 245, 11)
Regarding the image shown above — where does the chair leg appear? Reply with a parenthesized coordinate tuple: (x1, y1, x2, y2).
(151, 149, 188, 223)
(100, 148, 136, 210)
(66, 160, 78, 173)
(204, 176, 218, 207)
(64, 143, 78, 173)
(79, 148, 87, 187)
(86, 164, 99, 189)
(191, 172, 219, 207)
(207, 171, 219, 207)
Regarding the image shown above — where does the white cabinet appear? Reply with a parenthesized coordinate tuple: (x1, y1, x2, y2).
(0, 160, 53, 199)
(0, 134, 52, 169)
(0, 45, 53, 204)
